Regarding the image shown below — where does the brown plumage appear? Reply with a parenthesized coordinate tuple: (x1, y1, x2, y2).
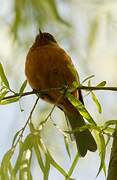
(25, 31, 97, 156)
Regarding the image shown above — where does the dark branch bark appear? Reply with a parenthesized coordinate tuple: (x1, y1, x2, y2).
(2, 85, 117, 101)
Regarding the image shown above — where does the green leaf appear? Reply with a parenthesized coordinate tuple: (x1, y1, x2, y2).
(27, 171, 33, 180)
(0, 96, 20, 105)
(91, 91, 102, 113)
(67, 152, 79, 179)
(1, 149, 13, 167)
(33, 144, 45, 173)
(0, 90, 9, 101)
(7, 162, 17, 180)
(64, 136, 71, 159)
(88, 80, 91, 87)
(97, 81, 106, 87)
(13, 143, 24, 176)
(13, 134, 34, 176)
(44, 154, 50, 180)
(29, 122, 37, 133)
(22, 134, 34, 151)
(0, 62, 10, 88)
(19, 80, 27, 95)
(105, 136, 110, 148)
(66, 93, 97, 126)
(47, 151, 70, 179)
(12, 129, 23, 147)
(104, 127, 114, 134)
(1, 149, 14, 180)
(72, 81, 79, 89)
(19, 150, 32, 180)
(82, 75, 95, 84)
(37, 135, 47, 153)
(96, 133, 106, 176)
(103, 120, 117, 128)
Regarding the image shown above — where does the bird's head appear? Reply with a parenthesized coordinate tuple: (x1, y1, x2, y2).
(34, 29, 57, 46)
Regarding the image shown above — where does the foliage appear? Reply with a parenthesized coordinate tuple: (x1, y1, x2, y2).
(9, 0, 70, 44)
(0, 62, 117, 180)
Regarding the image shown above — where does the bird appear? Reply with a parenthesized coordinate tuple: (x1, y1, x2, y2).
(25, 30, 97, 157)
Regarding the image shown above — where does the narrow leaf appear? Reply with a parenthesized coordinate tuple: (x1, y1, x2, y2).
(44, 154, 50, 180)
(13, 143, 24, 176)
(22, 134, 34, 151)
(1, 149, 14, 180)
(91, 91, 102, 113)
(64, 136, 71, 159)
(7, 162, 17, 180)
(96, 133, 106, 176)
(34, 144, 45, 173)
(0, 90, 9, 101)
(67, 152, 79, 179)
(82, 75, 95, 84)
(97, 81, 106, 87)
(66, 93, 96, 126)
(0, 62, 10, 88)
(104, 120, 117, 128)
(19, 150, 32, 180)
(104, 127, 114, 134)
(88, 80, 91, 87)
(47, 151, 70, 179)
(13, 134, 34, 176)
(12, 129, 23, 147)
(72, 81, 79, 89)
(19, 80, 27, 95)
(105, 136, 110, 148)
(1, 149, 14, 168)
(0, 96, 20, 105)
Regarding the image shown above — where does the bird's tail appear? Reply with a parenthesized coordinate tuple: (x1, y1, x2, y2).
(65, 108, 97, 157)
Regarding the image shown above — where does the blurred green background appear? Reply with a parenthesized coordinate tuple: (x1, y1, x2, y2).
(1, 0, 117, 179)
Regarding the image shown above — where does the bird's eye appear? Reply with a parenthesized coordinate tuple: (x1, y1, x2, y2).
(46, 34, 56, 41)
(45, 34, 52, 39)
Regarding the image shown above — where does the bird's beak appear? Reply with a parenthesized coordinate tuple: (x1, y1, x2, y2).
(39, 28, 42, 36)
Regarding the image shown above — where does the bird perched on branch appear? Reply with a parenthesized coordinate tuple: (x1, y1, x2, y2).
(25, 30, 97, 156)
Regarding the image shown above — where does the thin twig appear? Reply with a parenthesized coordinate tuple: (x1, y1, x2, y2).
(39, 95, 63, 128)
(12, 96, 39, 149)
(78, 86, 117, 91)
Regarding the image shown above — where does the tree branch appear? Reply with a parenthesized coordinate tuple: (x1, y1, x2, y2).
(2, 85, 117, 101)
